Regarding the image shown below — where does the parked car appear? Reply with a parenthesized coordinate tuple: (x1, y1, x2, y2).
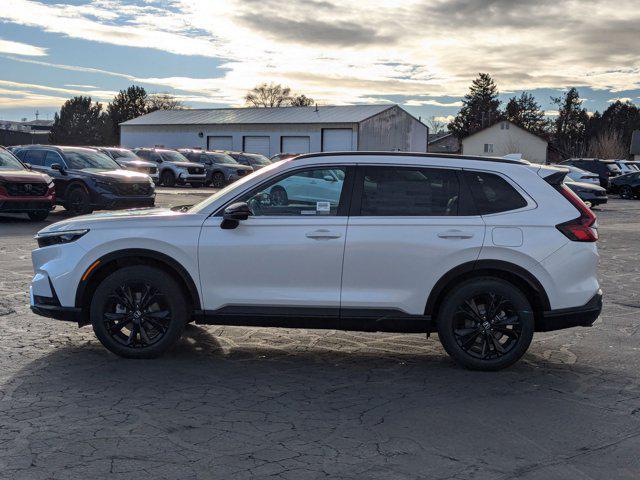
(611, 159, 639, 174)
(14, 145, 155, 215)
(565, 180, 608, 207)
(225, 152, 272, 170)
(29, 152, 601, 371)
(133, 148, 206, 187)
(609, 171, 640, 199)
(270, 153, 300, 162)
(559, 158, 621, 188)
(178, 149, 253, 188)
(564, 165, 600, 185)
(0, 146, 55, 221)
(268, 168, 344, 206)
(95, 147, 160, 184)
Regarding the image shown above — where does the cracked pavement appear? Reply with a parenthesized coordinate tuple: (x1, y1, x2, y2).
(0, 191, 639, 479)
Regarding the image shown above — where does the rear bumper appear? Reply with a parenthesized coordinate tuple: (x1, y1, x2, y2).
(537, 289, 602, 332)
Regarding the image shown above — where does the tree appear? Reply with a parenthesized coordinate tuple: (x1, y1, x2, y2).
(587, 129, 628, 159)
(289, 94, 314, 107)
(551, 88, 589, 157)
(505, 92, 550, 136)
(107, 85, 150, 143)
(427, 116, 447, 134)
(49, 96, 109, 145)
(448, 73, 503, 138)
(147, 93, 184, 112)
(245, 83, 292, 107)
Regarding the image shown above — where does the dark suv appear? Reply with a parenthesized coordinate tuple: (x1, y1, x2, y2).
(560, 158, 621, 188)
(0, 146, 55, 221)
(95, 147, 160, 184)
(14, 145, 155, 215)
(178, 149, 253, 187)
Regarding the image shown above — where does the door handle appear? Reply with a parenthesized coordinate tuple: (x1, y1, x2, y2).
(306, 229, 342, 240)
(437, 230, 474, 239)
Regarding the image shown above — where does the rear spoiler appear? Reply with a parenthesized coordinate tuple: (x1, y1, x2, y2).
(533, 165, 569, 186)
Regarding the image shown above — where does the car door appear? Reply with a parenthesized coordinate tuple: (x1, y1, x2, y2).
(340, 165, 486, 317)
(198, 165, 353, 316)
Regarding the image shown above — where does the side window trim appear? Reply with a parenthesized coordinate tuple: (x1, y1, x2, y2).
(214, 165, 355, 218)
(349, 164, 465, 217)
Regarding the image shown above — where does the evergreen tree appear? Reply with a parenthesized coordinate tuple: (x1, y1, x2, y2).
(505, 92, 550, 136)
(448, 73, 503, 138)
(107, 85, 150, 143)
(49, 96, 106, 145)
(551, 88, 589, 157)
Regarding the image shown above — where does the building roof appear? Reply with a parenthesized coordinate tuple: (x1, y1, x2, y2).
(462, 120, 548, 144)
(428, 132, 454, 144)
(631, 130, 640, 155)
(121, 104, 397, 126)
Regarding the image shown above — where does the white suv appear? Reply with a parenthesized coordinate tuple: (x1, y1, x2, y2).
(29, 153, 602, 370)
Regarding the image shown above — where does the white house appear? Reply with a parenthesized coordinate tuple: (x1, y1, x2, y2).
(462, 121, 548, 164)
(120, 104, 428, 156)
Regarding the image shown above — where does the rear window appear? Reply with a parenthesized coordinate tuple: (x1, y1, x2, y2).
(606, 163, 621, 173)
(464, 171, 528, 215)
(359, 166, 459, 216)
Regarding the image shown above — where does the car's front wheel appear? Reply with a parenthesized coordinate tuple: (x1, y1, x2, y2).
(436, 277, 534, 371)
(27, 210, 49, 221)
(211, 172, 226, 188)
(160, 170, 176, 187)
(90, 265, 187, 358)
(620, 185, 634, 199)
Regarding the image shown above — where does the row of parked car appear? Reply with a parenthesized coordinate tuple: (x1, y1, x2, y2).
(0, 144, 281, 220)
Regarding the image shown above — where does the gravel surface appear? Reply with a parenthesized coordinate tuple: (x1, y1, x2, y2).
(0, 192, 639, 479)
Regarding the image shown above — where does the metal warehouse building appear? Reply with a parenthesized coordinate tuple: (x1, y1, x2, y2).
(120, 104, 428, 156)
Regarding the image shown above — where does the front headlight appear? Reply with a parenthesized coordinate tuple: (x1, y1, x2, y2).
(93, 178, 115, 190)
(35, 229, 89, 248)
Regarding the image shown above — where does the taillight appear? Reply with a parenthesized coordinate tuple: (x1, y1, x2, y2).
(555, 184, 598, 242)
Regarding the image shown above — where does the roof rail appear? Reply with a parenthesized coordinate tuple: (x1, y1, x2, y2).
(294, 151, 529, 165)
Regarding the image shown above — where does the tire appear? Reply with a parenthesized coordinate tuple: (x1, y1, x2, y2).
(436, 277, 535, 371)
(64, 186, 93, 215)
(160, 170, 176, 187)
(90, 265, 187, 359)
(620, 185, 633, 199)
(211, 172, 226, 189)
(270, 186, 288, 206)
(27, 210, 49, 221)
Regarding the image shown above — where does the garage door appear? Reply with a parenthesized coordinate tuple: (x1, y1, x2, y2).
(281, 136, 311, 154)
(322, 129, 353, 151)
(207, 136, 233, 151)
(243, 136, 271, 156)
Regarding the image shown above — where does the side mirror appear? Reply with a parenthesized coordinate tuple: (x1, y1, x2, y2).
(50, 163, 66, 174)
(221, 202, 251, 229)
(23, 162, 32, 169)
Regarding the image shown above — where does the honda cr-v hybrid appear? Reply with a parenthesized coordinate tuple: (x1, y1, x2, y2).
(29, 153, 601, 370)
(133, 148, 206, 187)
(95, 147, 160, 184)
(14, 145, 155, 215)
(0, 146, 55, 221)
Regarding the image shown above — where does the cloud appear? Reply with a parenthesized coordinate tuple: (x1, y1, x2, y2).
(0, 38, 46, 56)
(405, 99, 463, 107)
(608, 97, 633, 103)
(433, 115, 455, 123)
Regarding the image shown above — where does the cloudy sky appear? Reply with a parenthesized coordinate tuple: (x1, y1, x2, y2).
(0, 0, 638, 123)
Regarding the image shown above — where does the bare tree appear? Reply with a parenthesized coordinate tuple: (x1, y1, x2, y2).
(147, 93, 185, 112)
(290, 94, 314, 107)
(587, 130, 628, 159)
(245, 83, 292, 107)
(427, 116, 446, 134)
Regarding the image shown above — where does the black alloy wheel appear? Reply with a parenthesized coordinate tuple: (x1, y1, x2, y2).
(212, 172, 226, 188)
(161, 170, 176, 187)
(91, 266, 187, 358)
(437, 277, 534, 370)
(65, 186, 93, 215)
(620, 185, 633, 199)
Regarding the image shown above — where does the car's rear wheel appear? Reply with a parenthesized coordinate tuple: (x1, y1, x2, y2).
(161, 170, 176, 187)
(620, 185, 633, 199)
(90, 265, 187, 358)
(270, 186, 288, 206)
(27, 210, 49, 221)
(65, 186, 93, 215)
(211, 172, 226, 188)
(436, 277, 534, 371)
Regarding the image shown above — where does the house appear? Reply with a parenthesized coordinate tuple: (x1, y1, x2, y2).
(461, 120, 548, 164)
(427, 132, 460, 153)
(631, 130, 640, 161)
(120, 104, 428, 156)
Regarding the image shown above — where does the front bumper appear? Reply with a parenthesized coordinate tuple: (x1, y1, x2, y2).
(29, 285, 81, 323)
(178, 173, 207, 184)
(537, 289, 602, 332)
(0, 196, 55, 212)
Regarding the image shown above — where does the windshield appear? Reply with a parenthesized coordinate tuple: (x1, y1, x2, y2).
(244, 154, 271, 166)
(189, 160, 285, 213)
(0, 149, 25, 170)
(160, 151, 190, 163)
(207, 153, 237, 165)
(108, 149, 139, 160)
(62, 149, 120, 170)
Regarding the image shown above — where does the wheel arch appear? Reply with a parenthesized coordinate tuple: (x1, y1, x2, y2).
(75, 248, 201, 326)
(425, 260, 551, 324)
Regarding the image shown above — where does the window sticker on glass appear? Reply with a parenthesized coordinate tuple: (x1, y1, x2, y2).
(316, 201, 331, 214)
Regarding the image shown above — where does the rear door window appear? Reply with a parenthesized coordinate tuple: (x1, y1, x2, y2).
(358, 166, 460, 216)
(43, 151, 64, 168)
(463, 171, 528, 214)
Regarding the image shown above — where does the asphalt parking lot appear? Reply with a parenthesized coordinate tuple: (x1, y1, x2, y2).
(0, 190, 639, 480)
